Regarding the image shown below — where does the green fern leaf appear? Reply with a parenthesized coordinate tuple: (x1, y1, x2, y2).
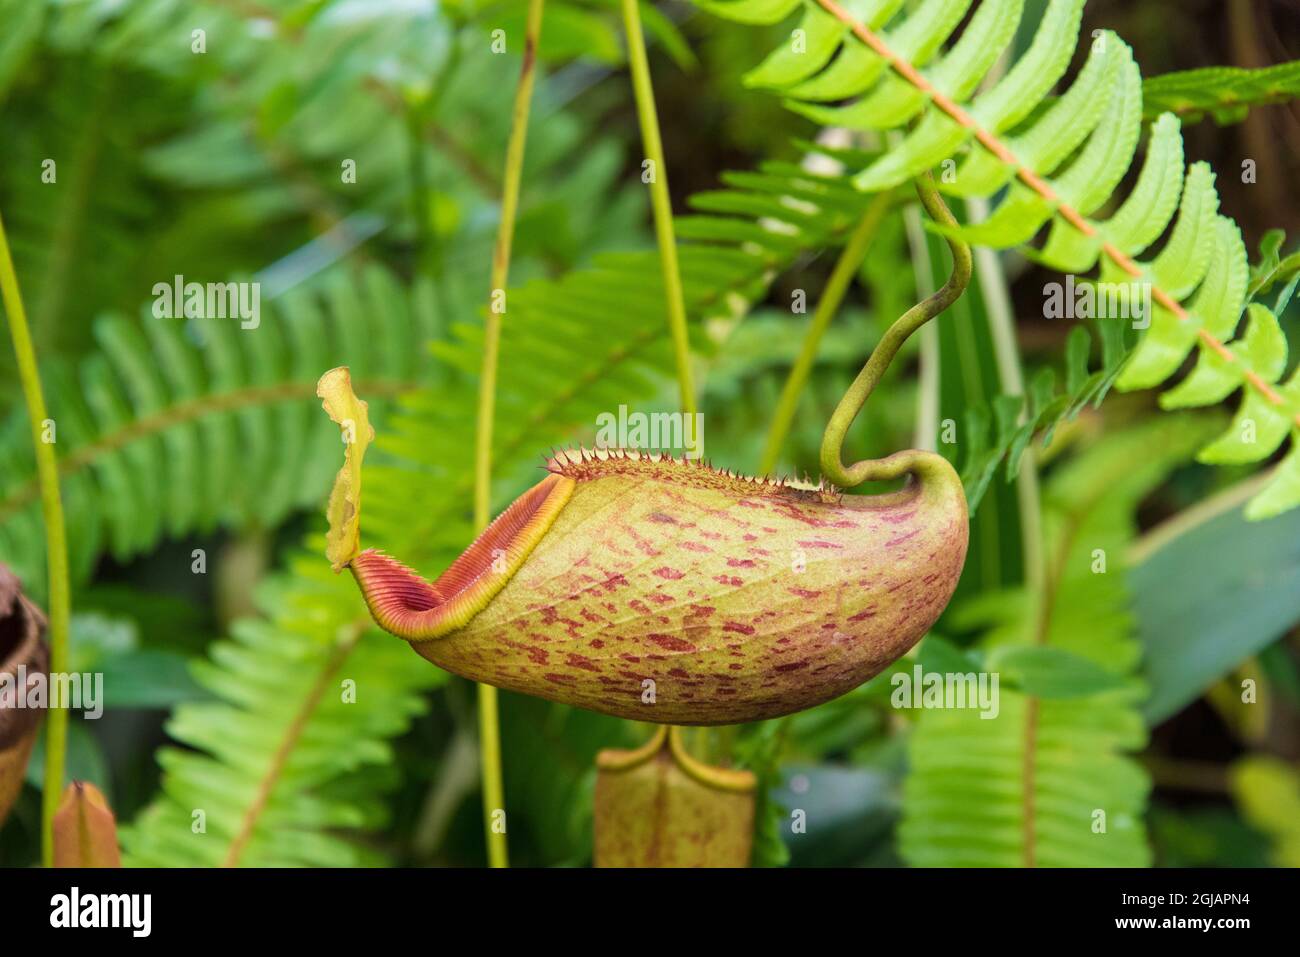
(695, 0, 805, 26)
(1038, 112, 1185, 271)
(1143, 60, 1300, 125)
(0, 266, 435, 598)
(957, 322, 1134, 514)
(120, 552, 442, 867)
(743, 5, 845, 89)
(703, 0, 1298, 517)
(902, 416, 1215, 866)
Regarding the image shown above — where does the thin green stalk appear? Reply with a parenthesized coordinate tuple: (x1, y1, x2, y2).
(619, 0, 698, 767)
(0, 208, 71, 867)
(620, 0, 695, 416)
(758, 191, 892, 475)
(472, 0, 545, 869)
(820, 175, 971, 488)
(968, 213, 1044, 597)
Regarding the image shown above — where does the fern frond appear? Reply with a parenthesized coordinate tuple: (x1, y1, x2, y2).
(701, 0, 1299, 517)
(900, 415, 1216, 866)
(903, 685, 1149, 866)
(1142, 60, 1300, 125)
(0, 58, 170, 367)
(678, 159, 888, 272)
(120, 551, 442, 867)
(1247, 229, 1300, 310)
(959, 322, 1133, 512)
(0, 266, 436, 594)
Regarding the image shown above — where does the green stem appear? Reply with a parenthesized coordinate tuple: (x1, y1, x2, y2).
(0, 209, 71, 868)
(759, 191, 892, 475)
(969, 222, 1044, 597)
(472, 0, 545, 869)
(618, 0, 702, 770)
(820, 174, 971, 488)
(620, 0, 696, 417)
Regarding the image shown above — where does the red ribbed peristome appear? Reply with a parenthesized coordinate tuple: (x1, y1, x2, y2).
(349, 473, 574, 639)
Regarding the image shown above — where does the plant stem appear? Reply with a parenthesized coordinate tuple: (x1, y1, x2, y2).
(620, 0, 695, 417)
(0, 208, 71, 867)
(618, 1, 702, 774)
(472, 0, 545, 869)
(820, 175, 971, 488)
(758, 192, 892, 475)
(969, 218, 1044, 598)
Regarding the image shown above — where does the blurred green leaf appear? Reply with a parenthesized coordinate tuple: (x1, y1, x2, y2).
(987, 645, 1130, 699)
(918, 633, 980, 675)
(0, 0, 43, 98)
(1229, 756, 1300, 867)
(491, 2, 623, 65)
(1130, 478, 1300, 724)
(733, 719, 791, 867)
(1148, 804, 1271, 868)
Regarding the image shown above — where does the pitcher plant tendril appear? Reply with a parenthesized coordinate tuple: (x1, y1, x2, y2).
(821, 174, 973, 490)
(760, 190, 894, 475)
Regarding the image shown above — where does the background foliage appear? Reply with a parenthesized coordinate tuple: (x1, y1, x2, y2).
(1, 0, 1299, 867)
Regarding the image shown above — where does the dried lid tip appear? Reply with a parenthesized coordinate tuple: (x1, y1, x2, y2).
(317, 366, 375, 572)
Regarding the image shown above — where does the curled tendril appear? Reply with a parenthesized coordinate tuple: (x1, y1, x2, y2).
(820, 172, 973, 489)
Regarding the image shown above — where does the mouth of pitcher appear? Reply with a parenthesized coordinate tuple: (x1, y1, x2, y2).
(0, 572, 48, 747)
(350, 472, 575, 640)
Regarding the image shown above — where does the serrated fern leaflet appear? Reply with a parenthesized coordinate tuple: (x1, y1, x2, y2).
(699, 0, 1300, 518)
